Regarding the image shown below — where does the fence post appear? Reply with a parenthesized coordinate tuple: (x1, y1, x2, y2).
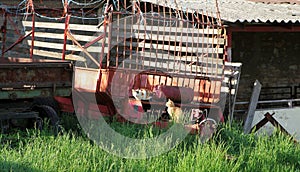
(244, 80, 262, 134)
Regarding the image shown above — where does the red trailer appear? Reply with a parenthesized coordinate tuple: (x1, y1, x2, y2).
(55, 0, 228, 139)
(0, 0, 242, 139)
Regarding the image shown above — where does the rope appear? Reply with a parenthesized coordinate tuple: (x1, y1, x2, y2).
(68, 0, 105, 6)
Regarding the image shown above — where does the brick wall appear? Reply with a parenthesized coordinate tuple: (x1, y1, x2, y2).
(232, 32, 300, 101)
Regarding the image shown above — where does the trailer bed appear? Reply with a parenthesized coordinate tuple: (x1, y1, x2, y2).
(0, 57, 73, 100)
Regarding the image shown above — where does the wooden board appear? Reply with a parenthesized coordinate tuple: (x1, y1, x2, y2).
(244, 80, 262, 134)
(128, 41, 223, 54)
(107, 31, 225, 45)
(25, 31, 100, 42)
(22, 21, 101, 32)
(109, 24, 223, 35)
(32, 49, 86, 61)
(27, 40, 103, 53)
(133, 51, 224, 65)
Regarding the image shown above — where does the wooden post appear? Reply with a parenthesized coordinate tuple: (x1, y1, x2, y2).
(244, 80, 262, 134)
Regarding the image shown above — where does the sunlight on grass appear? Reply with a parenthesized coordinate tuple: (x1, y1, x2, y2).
(0, 119, 300, 172)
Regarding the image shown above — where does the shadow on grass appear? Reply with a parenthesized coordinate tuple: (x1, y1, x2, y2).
(0, 161, 43, 172)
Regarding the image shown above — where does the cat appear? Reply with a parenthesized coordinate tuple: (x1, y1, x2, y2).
(165, 99, 184, 123)
(131, 88, 153, 101)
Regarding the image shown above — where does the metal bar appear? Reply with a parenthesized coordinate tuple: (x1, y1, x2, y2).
(115, 0, 120, 68)
(96, 0, 110, 92)
(67, 31, 100, 67)
(167, 6, 172, 73)
(178, 9, 184, 74)
(229, 65, 242, 124)
(2, 31, 32, 54)
(100, 2, 110, 69)
(161, 5, 166, 72)
(135, 3, 141, 70)
(62, 14, 70, 60)
(7, 14, 21, 36)
(236, 98, 300, 105)
(30, 8, 35, 59)
(1, 10, 7, 59)
(106, 6, 113, 67)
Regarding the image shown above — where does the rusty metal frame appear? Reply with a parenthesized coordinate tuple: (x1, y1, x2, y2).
(0, 1, 35, 59)
(2, 30, 32, 55)
(1, 9, 7, 59)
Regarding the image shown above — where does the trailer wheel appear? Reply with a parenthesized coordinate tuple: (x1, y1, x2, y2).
(32, 97, 60, 114)
(31, 105, 61, 133)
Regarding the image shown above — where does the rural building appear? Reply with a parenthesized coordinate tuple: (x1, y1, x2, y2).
(220, 0, 300, 103)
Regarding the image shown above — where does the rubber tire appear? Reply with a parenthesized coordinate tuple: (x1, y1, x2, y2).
(32, 97, 60, 115)
(31, 105, 60, 133)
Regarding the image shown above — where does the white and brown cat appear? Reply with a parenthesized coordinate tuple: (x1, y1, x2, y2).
(165, 99, 184, 123)
(132, 88, 153, 101)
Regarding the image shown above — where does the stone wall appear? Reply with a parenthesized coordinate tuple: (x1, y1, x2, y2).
(232, 32, 300, 102)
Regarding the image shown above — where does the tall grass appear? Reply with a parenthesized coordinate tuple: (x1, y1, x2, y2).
(0, 117, 300, 172)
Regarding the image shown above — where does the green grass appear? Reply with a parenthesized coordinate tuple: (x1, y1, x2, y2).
(0, 116, 300, 172)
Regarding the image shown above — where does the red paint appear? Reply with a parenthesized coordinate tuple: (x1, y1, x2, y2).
(54, 96, 74, 113)
(62, 14, 70, 60)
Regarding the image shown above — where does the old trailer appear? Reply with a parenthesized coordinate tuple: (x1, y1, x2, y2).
(0, 0, 242, 139)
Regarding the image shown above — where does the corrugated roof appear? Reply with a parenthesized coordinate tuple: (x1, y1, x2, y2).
(140, 0, 300, 23)
(248, 0, 300, 4)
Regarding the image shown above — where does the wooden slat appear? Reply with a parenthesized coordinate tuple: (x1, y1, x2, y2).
(107, 24, 223, 35)
(128, 41, 223, 54)
(25, 31, 99, 42)
(108, 30, 225, 45)
(23, 21, 224, 44)
(32, 49, 86, 61)
(22, 21, 100, 32)
(25, 31, 63, 40)
(134, 51, 224, 66)
(28, 29, 224, 45)
(27, 40, 104, 53)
